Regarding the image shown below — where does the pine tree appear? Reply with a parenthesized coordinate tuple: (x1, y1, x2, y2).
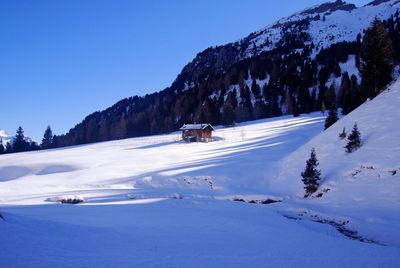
(13, 126, 29, 153)
(52, 135, 59, 148)
(340, 72, 351, 114)
(41, 126, 53, 149)
(360, 19, 394, 99)
(301, 148, 321, 196)
(4, 142, 12, 154)
(321, 101, 326, 116)
(345, 123, 361, 153)
(0, 139, 4, 154)
(339, 127, 347, 139)
(324, 106, 338, 130)
(29, 141, 40, 151)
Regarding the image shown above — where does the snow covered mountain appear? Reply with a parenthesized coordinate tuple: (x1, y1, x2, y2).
(236, 0, 399, 58)
(1, 1, 399, 266)
(56, 0, 400, 147)
(176, 0, 399, 87)
(0, 130, 11, 146)
(0, 78, 399, 267)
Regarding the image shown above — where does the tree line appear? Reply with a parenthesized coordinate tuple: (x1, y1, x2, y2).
(2, 14, 398, 152)
(54, 14, 398, 148)
(0, 126, 58, 155)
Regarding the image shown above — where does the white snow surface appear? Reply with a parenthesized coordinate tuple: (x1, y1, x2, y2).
(240, 0, 400, 58)
(1, 80, 400, 267)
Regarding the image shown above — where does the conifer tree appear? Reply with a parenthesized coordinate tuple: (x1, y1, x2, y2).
(13, 126, 29, 153)
(301, 148, 321, 196)
(321, 102, 326, 116)
(5, 142, 13, 154)
(0, 139, 4, 154)
(324, 106, 338, 130)
(52, 135, 59, 148)
(29, 141, 40, 151)
(360, 19, 394, 99)
(41, 126, 53, 149)
(340, 72, 351, 114)
(339, 127, 347, 139)
(345, 123, 361, 153)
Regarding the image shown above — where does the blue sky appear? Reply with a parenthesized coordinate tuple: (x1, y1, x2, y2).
(0, 0, 369, 141)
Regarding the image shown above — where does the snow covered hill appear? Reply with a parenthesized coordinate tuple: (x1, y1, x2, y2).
(1, 80, 399, 267)
(238, 0, 400, 58)
(274, 78, 400, 246)
(56, 0, 400, 147)
(182, 0, 400, 85)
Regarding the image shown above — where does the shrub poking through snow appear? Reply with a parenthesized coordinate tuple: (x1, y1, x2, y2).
(60, 197, 84, 204)
(339, 127, 347, 139)
(345, 123, 361, 153)
(301, 148, 321, 196)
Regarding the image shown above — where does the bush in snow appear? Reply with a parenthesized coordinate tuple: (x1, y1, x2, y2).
(339, 127, 347, 139)
(301, 148, 321, 196)
(345, 123, 361, 153)
(60, 197, 84, 204)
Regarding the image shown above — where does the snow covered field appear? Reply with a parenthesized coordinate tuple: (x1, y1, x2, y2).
(1, 80, 400, 267)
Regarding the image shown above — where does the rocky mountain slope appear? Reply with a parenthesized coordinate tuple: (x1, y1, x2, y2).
(56, 0, 400, 147)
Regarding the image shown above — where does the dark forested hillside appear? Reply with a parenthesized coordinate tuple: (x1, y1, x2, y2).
(55, 0, 400, 147)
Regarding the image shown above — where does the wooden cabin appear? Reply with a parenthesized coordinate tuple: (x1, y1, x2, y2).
(180, 124, 215, 142)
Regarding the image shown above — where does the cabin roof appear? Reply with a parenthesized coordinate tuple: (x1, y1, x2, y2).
(180, 124, 215, 131)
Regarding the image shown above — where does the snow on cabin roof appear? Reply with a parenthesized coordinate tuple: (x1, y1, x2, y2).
(180, 124, 215, 131)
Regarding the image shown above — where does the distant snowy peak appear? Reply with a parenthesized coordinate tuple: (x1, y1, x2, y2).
(240, 0, 400, 58)
(366, 0, 400, 7)
(299, 0, 356, 15)
(179, 0, 399, 90)
(0, 129, 10, 144)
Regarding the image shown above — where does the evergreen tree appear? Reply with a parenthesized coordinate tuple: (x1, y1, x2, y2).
(13, 126, 29, 153)
(5, 142, 13, 154)
(324, 106, 338, 130)
(360, 19, 394, 99)
(321, 101, 326, 115)
(345, 123, 361, 153)
(339, 127, 347, 140)
(301, 148, 321, 196)
(52, 135, 59, 148)
(29, 141, 40, 151)
(41, 126, 53, 149)
(222, 103, 235, 126)
(340, 72, 351, 114)
(0, 139, 4, 154)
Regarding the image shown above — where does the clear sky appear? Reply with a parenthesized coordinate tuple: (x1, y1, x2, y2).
(0, 0, 369, 141)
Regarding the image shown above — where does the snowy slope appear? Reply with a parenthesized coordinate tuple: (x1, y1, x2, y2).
(274, 79, 400, 246)
(0, 93, 399, 266)
(239, 0, 400, 58)
(0, 115, 325, 204)
(1, 79, 400, 267)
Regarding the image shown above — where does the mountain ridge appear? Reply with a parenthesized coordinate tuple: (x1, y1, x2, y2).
(55, 0, 400, 147)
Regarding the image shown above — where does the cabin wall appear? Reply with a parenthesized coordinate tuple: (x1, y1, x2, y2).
(181, 128, 213, 142)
